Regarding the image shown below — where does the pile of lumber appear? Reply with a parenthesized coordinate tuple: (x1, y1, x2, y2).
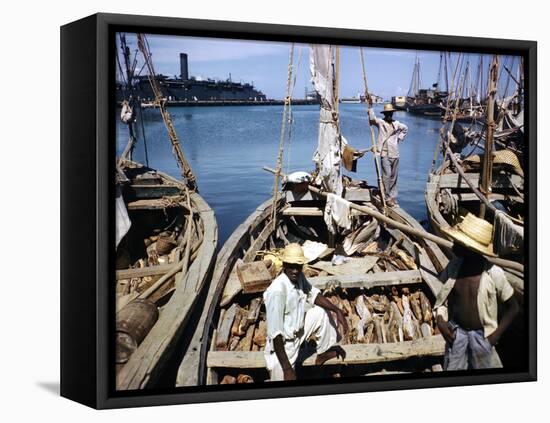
(214, 285, 436, 354)
(214, 297, 266, 352)
(323, 285, 436, 345)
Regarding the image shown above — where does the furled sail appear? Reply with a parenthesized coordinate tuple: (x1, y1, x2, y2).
(310, 45, 347, 196)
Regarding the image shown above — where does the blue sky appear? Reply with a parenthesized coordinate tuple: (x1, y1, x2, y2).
(116, 33, 522, 101)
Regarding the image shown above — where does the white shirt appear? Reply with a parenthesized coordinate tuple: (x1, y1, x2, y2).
(368, 108, 408, 158)
(434, 258, 514, 337)
(263, 272, 320, 349)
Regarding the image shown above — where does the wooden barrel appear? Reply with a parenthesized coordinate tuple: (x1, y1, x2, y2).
(116, 299, 159, 364)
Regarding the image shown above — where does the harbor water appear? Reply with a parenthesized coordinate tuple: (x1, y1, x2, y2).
(116, 103, 442, 244)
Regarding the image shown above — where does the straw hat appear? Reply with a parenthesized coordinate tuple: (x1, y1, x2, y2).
(441, 213, 496, 257)
(463, 150, 524, 177)
(381, 103, 396, 113)
(280, 243, 307, 265)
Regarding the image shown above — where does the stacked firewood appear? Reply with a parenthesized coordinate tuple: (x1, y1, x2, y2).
(323, 286, 436, 345)
(215, 297, 267, 353)
(214, 286, 436, 354)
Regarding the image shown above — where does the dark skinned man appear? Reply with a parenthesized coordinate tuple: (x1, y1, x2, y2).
(434, 213, 519, 370)
(264, 243, 349, 381)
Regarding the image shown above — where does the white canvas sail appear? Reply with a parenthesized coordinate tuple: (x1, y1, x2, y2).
(310, 45, 347, 196)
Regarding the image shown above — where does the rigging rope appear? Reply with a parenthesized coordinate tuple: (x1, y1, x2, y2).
(270, 44, 296, 228)
(137, 33, 198, 191)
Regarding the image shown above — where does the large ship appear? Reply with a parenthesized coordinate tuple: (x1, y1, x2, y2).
(116, 53, 268, 104)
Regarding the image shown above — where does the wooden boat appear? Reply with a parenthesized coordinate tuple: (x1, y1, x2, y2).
(425, 55, 526, 369)
(114, 33, 218, 390)
(194, 181, 450, 385)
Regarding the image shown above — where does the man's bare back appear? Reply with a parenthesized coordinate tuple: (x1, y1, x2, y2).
(448, 264, 484, 331)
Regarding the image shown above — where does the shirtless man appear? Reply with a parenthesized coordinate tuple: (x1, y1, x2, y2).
(435, 214, 519, 370)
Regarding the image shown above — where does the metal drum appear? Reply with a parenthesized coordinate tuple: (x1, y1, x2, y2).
(116, 298, 159, 364)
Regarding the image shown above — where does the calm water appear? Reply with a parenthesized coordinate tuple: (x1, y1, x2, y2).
(116, 104, 442, 244)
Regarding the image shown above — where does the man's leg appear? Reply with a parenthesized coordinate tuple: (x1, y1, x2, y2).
(468, 330, 503, 369)
(443, 324, 469, 370)
(381, 156, 392, 201)
(302, 306, 338, 356)
(388, 157, 399, 201)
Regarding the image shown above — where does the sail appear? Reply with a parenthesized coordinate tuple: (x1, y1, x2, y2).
(310, 45, 346, 196)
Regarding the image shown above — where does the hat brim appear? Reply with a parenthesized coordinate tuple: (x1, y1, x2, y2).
(441, 226, 496, 257)
(282, 258, 307, 265)
(381, 109, 396, 114)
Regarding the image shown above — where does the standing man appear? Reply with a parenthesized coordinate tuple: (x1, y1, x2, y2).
(434, 213, 519, 370)
(368, 100, 408, 207)
(264, 243, 348, 381)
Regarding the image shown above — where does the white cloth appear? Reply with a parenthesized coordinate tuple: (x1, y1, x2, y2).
(368, 108, 408, 158)
(264, 305, 337, 381)
(310, 45, 345, 196)
(324, 193, 352, 234)
(115, 187, 131, 248)
(284, 171, 311, 184)
(494, 210, 524, 257)
(302, 240, 328, 263)
(434, 258, 514, 337)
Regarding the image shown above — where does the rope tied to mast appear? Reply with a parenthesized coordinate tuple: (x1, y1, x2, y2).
(136, 33, 198, 192)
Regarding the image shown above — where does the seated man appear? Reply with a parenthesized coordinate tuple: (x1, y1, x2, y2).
(263, 243, 348, 381)
(434, 213, 519, 370)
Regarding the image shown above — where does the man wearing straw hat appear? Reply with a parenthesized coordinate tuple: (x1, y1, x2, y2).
(264, 243, 348, 381)
(368, 100, 408, 207)
(434, 213, 519, 370)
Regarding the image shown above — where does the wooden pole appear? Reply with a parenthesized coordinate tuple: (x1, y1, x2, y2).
(262, 166, 523, 273)
(359, 47, 387, 211)
(479, 55, 499, 219)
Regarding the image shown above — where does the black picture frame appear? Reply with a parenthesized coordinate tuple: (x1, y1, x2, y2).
(60, 12, 537, 409)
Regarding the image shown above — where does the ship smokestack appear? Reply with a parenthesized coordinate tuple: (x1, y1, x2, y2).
(180, 53, 188, 80)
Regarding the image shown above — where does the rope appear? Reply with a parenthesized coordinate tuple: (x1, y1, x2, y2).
(137, 33, 198, 191)
(270, 44, 295, 228)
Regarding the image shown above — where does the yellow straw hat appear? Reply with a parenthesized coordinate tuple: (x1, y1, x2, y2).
(441, 213, 496, 257)
(280, 243, 307, 265)
(463, 150, 524, 177)
(382, 103, 396, 113)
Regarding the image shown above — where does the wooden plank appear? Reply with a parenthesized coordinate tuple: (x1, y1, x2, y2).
(437, 173, 523, 190)
(452, 192, 523, 203)
(310, 257, 379, 276)
(344, 188, 371, 202)
(207, 335, 445, 368)
(308, 269, 422, 290)
(282, 207, 323, 217)
(126, 198, 187, 210)
(125, 184, 182, 199)
(243, 221, 274, 263)
(116, 263, 176, 280)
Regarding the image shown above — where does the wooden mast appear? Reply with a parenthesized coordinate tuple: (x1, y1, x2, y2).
(359, 47, 387, 211)
(137, 33, 198, 191)
(479, 55, 499, 219)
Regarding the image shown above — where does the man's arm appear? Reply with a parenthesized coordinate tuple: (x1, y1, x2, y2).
(487, 295, 519, 346)
(436, 312, 456, 345)
(265, 291, 296, 381)
(314, 293, 349, 336)
(367, 100, 379, 127)
(397, 122, 408, 142)
(272, 335, 296, 381)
